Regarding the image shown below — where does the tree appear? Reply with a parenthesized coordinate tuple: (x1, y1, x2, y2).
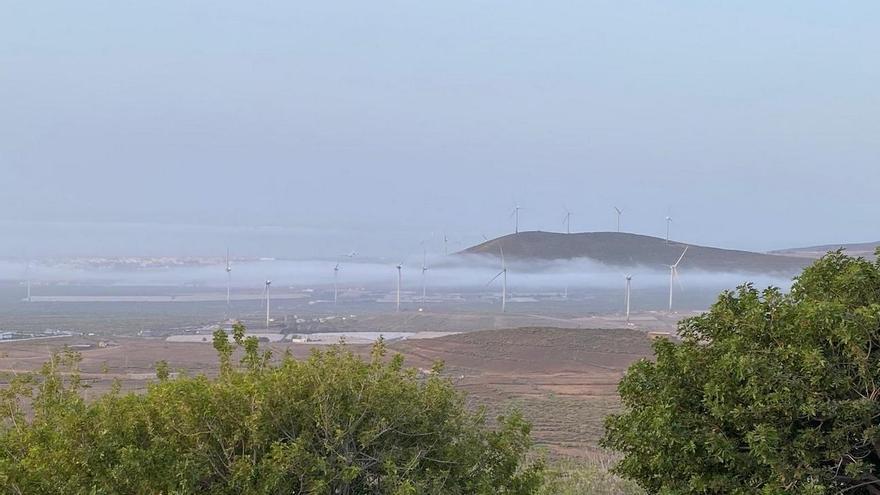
(603, 250, 880, 494)
(0, 324, 543, 494)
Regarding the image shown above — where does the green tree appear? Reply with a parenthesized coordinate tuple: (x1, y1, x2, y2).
(0, 327, 543, 494)
(154, 360, 170, 380)
(604, 250, 880, 494)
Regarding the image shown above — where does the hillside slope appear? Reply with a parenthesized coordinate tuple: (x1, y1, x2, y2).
(460, 231, 809, 274)
(771, 242, 880, 259)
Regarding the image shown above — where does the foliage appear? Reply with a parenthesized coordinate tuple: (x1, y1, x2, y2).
(0, 323, 543, 494)
(604, 250, 880, 494)
(538, 460, 645, 495)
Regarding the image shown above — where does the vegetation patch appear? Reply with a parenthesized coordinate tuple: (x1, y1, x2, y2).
(605, 250, 880, 494)
(0, 324, 543, 494)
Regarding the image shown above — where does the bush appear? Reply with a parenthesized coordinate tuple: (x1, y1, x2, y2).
(604, 250, 880, 494)
(0, 324, 543, 494)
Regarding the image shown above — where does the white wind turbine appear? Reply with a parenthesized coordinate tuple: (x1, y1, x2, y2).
(24, 261, 32, 303)
(665, 216, 673, 244)
(443, 233, 449, 256)
(562, 206, 572, 234)
(264, 280, 272, 329)
(395, 263, 403, 312)
(333, 263, 339, 306)
(486, 245, 508, 312)
(511, 204, 522, 234)
(421, 249, 429, 304)
(624, 275, 632, 323)
(225, 249, 232, 307)
(668, 246, 689, 313)
(614, 207, 623, 232)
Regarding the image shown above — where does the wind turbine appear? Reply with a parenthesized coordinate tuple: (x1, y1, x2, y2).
(624, 275, 632, 323)
(665, 216, 673, 244)
(225, 249, 232, 307)
(333, 263, 339, 306)
(24, 261, 31, 303)
(443, 233, 449, 256)
(562, 206, 572, 234)
(264, 280, 272, 329)
(421, 249, 429, 304)
(395, 263, 402, 312)
(614, 207, 623, 232)
(511, 204, 522, 234)
(486, 245, 508, 312)
(668, 246, 688, 313)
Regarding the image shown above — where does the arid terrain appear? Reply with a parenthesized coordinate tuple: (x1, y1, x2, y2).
(771, 241, 880, 259)
(0, 326, 655, 459)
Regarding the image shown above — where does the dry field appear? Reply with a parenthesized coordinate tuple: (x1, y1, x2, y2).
(390, 327, 654, 458)
(0, 326, 654, 459)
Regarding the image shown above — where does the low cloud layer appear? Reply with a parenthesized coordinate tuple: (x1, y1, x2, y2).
(0, 254, 794, 295)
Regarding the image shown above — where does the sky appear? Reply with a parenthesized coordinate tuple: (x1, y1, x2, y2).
(1, 1, 878, 259)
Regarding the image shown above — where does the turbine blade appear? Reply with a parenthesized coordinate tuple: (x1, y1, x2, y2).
(673, 246, 689, 267)
(673, 268, 684, 291)
(486, 270, 504, 286)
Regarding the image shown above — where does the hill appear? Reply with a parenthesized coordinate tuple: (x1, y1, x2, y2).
(459, 231, 809, 274)
(770, 241, 880, 259)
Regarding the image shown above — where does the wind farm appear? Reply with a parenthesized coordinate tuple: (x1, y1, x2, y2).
(0, 211, 821, 465)
(0, 200, 869, 472)
(3, 1, 876, 489)
(5, 205, 829, 469)
(1, 204, 816, 341)
(1, 204, 873, 480)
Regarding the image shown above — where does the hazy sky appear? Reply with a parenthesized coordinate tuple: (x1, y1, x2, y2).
(2, 1, 878, 258)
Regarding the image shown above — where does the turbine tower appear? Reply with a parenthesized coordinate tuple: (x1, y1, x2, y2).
(24, 261, 31, 303)
(668, 246, 688, 313)
(264, 280, 272, 329)
(486, 245, 508, 312)
(443, 233, 448, 256)
(562, 207, 572, 234)
(333, 263, 339, 306)
(421, 249, 428, 304)
(225, 249, 232, 307)
(614, 207, 623, 232)
(511, 204, 522, 234)
(665, 216, 673, 244)
(624, 275, 632, 323)
(395, 263, 402, 312)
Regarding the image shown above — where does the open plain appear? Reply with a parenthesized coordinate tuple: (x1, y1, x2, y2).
(0, 325, 654, 460)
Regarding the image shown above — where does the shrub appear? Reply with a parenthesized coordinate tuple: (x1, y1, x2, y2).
(604, 251, 880, 494)
(0, 324, 543, 494)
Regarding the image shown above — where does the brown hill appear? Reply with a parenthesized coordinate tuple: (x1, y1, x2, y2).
(460, 231, 809, 274)
(770, 242, 880, 259)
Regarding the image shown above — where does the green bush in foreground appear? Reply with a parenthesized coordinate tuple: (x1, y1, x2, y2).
(604, 250, 880, 494)
(0, 325, 543, 494)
